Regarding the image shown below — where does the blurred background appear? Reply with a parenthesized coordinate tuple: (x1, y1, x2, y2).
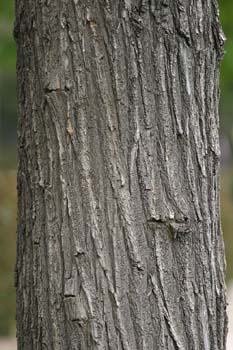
(0, 0, 232, 349)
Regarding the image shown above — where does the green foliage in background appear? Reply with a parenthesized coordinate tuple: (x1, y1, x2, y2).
(0, 1, 17, 337)
(219, 0, 233, 131)
(219, 0, 233, 90)
(0, 0, 17, 167)
(0, 0, 15, 71)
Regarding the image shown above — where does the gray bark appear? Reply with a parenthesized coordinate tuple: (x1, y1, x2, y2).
(15, 1, 227, 349)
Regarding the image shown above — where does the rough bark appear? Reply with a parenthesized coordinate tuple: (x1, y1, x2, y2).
(15, 1, 227, 349)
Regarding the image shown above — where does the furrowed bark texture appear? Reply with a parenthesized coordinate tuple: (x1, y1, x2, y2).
(15, 1, 227, 349)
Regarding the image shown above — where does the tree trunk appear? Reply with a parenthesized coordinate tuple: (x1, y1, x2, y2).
(15, 1, 227, 349)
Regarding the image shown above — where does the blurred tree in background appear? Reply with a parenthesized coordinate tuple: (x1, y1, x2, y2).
(0, 0, 17, 336)
(218, 0, 233, 287)
(0, 172, 16, 335)
(0, 0, 233, 336)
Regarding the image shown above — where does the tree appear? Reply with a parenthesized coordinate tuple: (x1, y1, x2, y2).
(14, 1, 227, 349)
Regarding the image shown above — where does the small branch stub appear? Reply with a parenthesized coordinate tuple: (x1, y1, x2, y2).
(67, 118, 75, 137)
